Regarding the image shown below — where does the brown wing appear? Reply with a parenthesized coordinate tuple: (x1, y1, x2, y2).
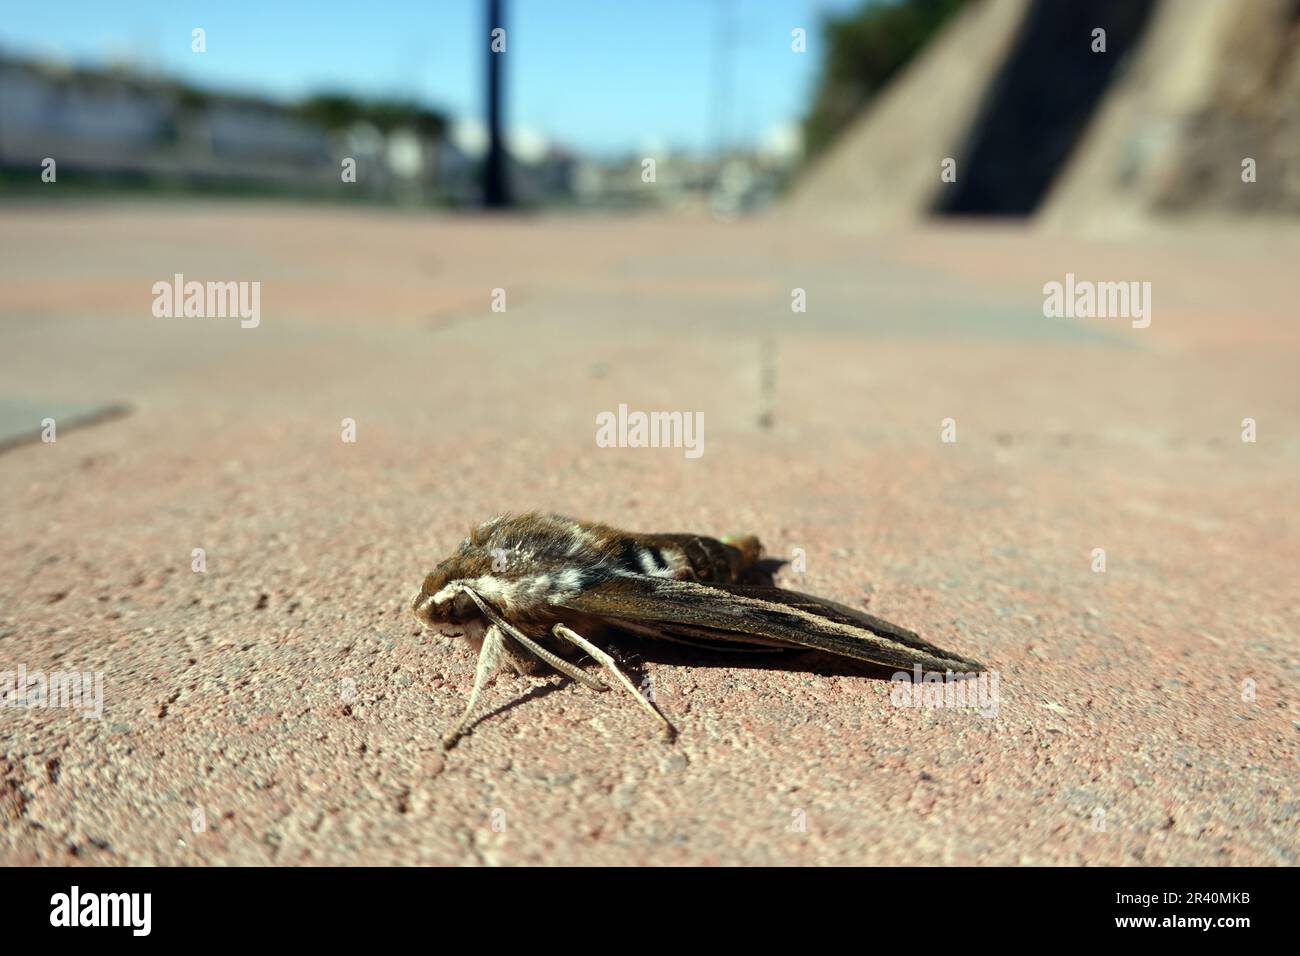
(554, 576, 985, 673)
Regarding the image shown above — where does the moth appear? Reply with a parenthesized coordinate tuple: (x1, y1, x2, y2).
(412, 513, 985, 749)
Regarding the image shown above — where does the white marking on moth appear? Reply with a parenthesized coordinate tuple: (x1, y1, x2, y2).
(477, 577, 523, 607)
(664, 547, 689, 574)
(638, 549, 660, 575)
(441, 577, 513, 606)
(564, 524, 597, 556)
(554, 568, 586, 593)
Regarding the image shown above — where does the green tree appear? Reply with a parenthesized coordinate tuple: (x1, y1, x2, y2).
(802, 0, 967, 162)
(300, 93, 446, 138)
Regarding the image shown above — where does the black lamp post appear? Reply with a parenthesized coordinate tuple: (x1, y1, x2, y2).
(483, 0, 512, 208)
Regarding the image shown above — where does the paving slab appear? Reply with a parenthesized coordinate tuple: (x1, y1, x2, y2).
(0, 400, 130, 453)
(0, 203, 1296, 865)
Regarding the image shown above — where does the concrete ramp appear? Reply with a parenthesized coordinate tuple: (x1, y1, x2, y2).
(935, 0, 1158, 215)
(786, 0, 1032, 224)
(1040, 0, 1300, 228)
(790, 0, 1297, 226)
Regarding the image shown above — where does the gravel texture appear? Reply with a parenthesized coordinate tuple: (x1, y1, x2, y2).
(1, 203, 1296, 865)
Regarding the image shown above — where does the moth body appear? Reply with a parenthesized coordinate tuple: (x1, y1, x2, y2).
(413, 512, 985, 748)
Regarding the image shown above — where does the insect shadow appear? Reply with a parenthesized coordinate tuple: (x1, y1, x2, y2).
(462, 641, 901, 741)
(603, 632, 907, 682)
(470, 680, 570, 734)
(462, 626, 903, 739)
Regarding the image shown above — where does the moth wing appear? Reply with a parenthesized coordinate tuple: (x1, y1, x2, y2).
(555, 576, 985, 672)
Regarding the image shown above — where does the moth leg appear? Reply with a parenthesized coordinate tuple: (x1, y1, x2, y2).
(442, 623, 505, 750)
(458, 585, 607, 692)
(551, 623, 678, 742)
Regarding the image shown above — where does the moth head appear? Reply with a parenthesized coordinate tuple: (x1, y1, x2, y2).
(411, 568, 480, 630)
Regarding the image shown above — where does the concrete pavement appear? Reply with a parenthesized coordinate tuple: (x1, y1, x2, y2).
(1, 203, 1296, 864)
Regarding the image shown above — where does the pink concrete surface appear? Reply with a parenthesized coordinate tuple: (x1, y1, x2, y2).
(0, 203, 1296, 865)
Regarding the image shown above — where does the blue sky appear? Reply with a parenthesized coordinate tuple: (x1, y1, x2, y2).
(0, 0, 865, 157)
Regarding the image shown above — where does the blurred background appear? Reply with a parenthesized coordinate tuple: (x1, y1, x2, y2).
(0, 0, 846, 211)
(4, 0, 1294, 221)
